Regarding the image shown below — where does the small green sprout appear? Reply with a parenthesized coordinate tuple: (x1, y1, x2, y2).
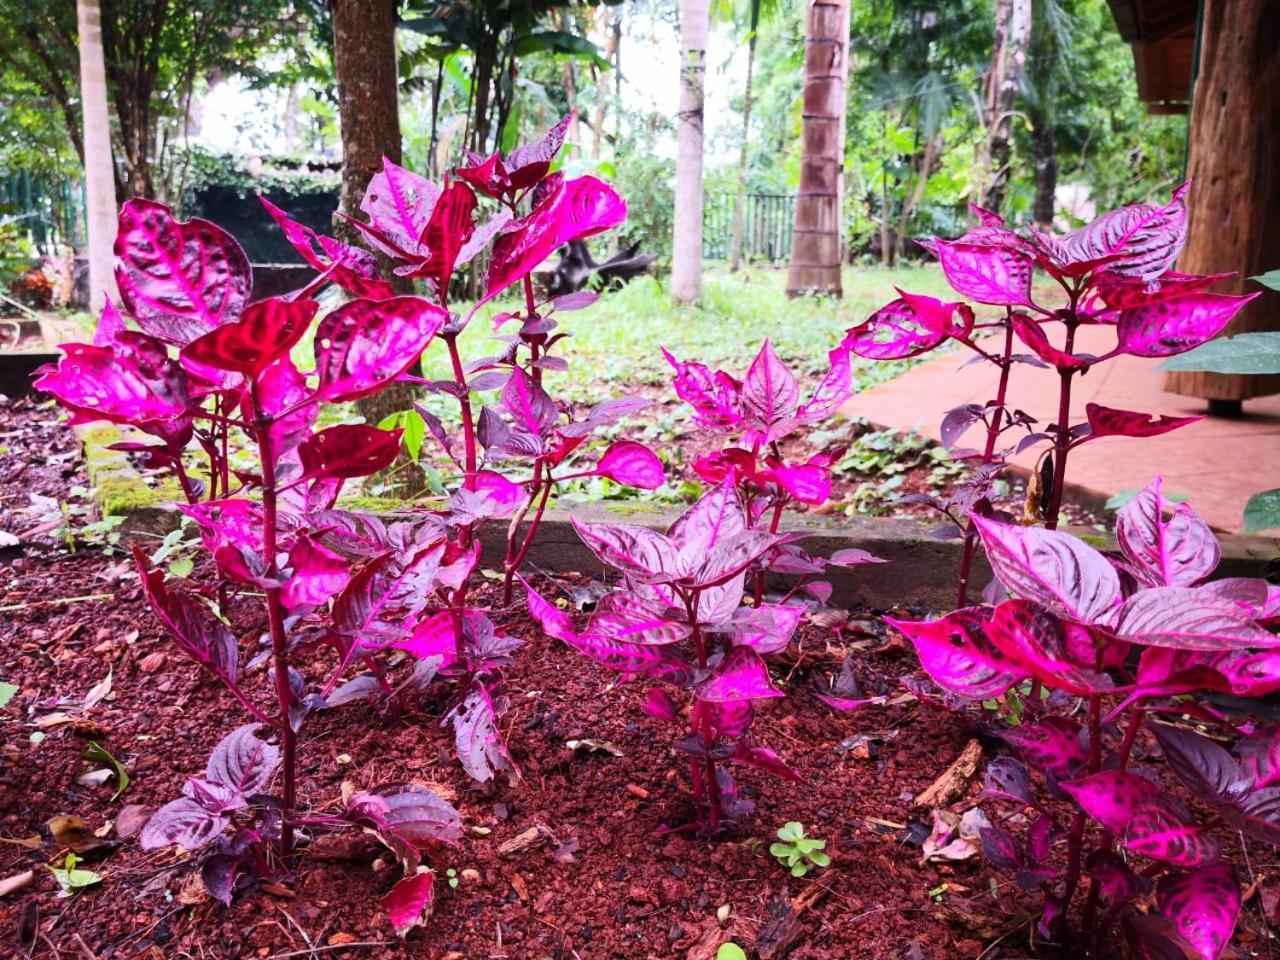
(446, 867, 459, 889)
(717, 944, 748, 960)
(46, 852, 101, 897)
(769, 821, 830, 877)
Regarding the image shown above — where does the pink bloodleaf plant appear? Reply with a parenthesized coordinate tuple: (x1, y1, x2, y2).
(36, 200, 464, 927)
(891, 478, 1280, 957)
(525, 478, 815, 835)
(847, 183, 1255, 605)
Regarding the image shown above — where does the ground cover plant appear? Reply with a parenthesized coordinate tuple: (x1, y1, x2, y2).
(845, 184, 1277, 956)
(30, 115, 669, 931)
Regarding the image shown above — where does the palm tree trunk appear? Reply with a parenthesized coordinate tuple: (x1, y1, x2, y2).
(729, 0, 761, 273)
(980, 0, 1031, 212)
(787, 0, 851, 297)
(76, 0, 118, 313)
(671, 0, 709, 303)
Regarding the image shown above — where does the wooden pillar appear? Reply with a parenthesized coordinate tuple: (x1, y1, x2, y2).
(787, 0, 850, 298)
(1164, 0, 1280, 404)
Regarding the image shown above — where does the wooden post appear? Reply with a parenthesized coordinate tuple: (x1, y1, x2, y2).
(1164, 0, 1280, 406)
(787, 0, 850, 298)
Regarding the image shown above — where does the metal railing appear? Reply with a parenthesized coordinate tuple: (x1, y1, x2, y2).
(703, 192, 796, 263)
(0, 172, 85, 255)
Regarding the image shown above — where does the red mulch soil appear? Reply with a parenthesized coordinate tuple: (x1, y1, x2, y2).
(0, 397, 1264, 960)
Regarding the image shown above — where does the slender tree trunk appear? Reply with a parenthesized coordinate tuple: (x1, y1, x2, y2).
(592, 10, 620, 160)
(1165, 0, 1280, 405)
(331, 0, 419, 488)
(1031, 108, 1057, 228)
(980, 0, 1031, 212)
(787, 0, 851, 297)
(729, 1, 760, 273)
(76, 0, 118, 313)
(895, 132, 941, 263)
(671, 0, 709, 303)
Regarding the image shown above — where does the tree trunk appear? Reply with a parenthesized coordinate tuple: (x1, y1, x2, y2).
(331, 0, 420, 489)
(980, 0, 1031, 212)
(728, 1, 760, 273)
(671, 0, 709, 303)
(787, 0, 851, 297)
(592, 10, 620, 161)
(1165, 0, 1280, 405)
(1031, 107, 1057, 228)
(76, 0, 118, 313)
(895, 132, 941, 263)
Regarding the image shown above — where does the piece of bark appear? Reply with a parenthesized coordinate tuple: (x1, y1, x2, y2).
(914, 738, 983, 809)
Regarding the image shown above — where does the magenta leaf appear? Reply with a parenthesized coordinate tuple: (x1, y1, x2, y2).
(485, 175, 626, 302)
(115, 199, 252, 345)
(846, 292, 964, 359)
(739, 340, 800, 435)
(1117, 292, 1259, 358)
(662, 348, 742, 430)
(708, 603, 804, 655)
(1096, 270, 1235, 310)
(357, 158, 441, 259)
(92, 299, 126, 347)
(315, 297, 447, 402)
(247, 356, 318, 459)
(985, 599, 1114, 695)
(345, 782, 462, 867)
(730, 742, 802, 782)
(1115, 585, 1279, 651)
(998, 717, 1087, 779)
(280, 534, 351, 612)
(299, 424, 403, 480)
(520, 576, 579, 644)
(1011, 314, 1087, 369)
(407, 179, 477, 300)
(934, 239, 1034, 306)
(36, 332, 192, 436)
(1156, 863, 1240, 960)
(1060, 770, 1158, 833)
(381, 871, 434, 937)
(980, 826, 1022, 869)
(767, 461, 831, 505)
(330, 543, 448, 651)
(973, 515, 1120, 624)
(888, 607, 1027, 699)
(698, 647, 783, 702)
(182, 297, 318, 375)
(259, 196, 394, 300)
(642, 688, 679, 722)
(133, 547, 238, 684)
(1124, 794, 1221, 867)
(1060, 184, 1188, 280)
(669, 478, 748, 566)
(1116, 478, 1219, 587)
(584, 591, 690, 646)
(795, 345, 854, 422)
(449, 681, 517, 783)
(473, 470, 526, 517)
(1085, 403, 1202, 440)
(504, 112, 574, 188)
(567, 630, 698, 683)
(139, 797, 227, 852)
(570, 518, 679, 583)
(596, 440, 665, 489)
(205, 723, 280, 796)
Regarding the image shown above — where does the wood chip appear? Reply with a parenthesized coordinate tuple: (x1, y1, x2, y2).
(510, 873, 529, 902)
(497, 825, 548, 858)
(913, 738, 982, 809)
(0, 870, 34, 898)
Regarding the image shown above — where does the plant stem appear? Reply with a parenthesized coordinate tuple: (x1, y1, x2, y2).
(1044, 312, 1080, 531)
(685, 592, 721, 833)
(956, 319, 1015, 607)
(443, 331, 479, 663)
(503, 479, 555, 603)
(250, 383, 296, 860)
(752, 500, 785, 608)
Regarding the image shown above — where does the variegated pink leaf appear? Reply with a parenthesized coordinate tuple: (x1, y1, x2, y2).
(740, 340, 800, 431)
(381, 870, 434, 937)
(1156, 863, 1240, 960)
(1085, 403, 1201, 440)
(1116, 478, 1219, 587)
(888, 607, 1026, 699)
(315, 297, 447, 402)
(1061, 183, 1188, 280)
(998, 716, 1086, 778)
(182, 297, 318, 375)
(1060, 769, 1158, 833)
(1117, 292, 1259, 358)
(358, 158, 441, 259)
(449, 681, 516, 783)
(1124, 795, 1220, 867)
(1115, 585, 1279, 651)
(934, 239, 1034, 306)
(596, 440, 665, 489)
(698, 646, 783, 702)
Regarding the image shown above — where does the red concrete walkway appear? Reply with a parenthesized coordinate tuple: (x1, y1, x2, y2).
(842, 324, 1280, 532)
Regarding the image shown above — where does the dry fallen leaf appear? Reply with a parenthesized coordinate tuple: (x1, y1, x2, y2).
(565, 738, 623, 757)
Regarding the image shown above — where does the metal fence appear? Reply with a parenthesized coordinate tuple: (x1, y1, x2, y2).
(0, 172, 85, 255)
(703, 192, 796, 263)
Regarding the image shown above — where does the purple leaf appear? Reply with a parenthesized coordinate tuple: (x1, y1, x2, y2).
(1086, 850, 1152, 903)
(887, 607, 1027, 699)
(934, 239, 1034, 306)
(1236, 726, 1280, 788)
(973, 515, 1120, 624)
(980, 826, 1022, 869)
(698, 647, 783, 702)
(315, 297, 446, 402)
(845, 292, 969, 359)
(983, 756, 1032, 803)
(740, 340, 800, 434)
(1115, 585, 1279, 650)
(521, 576, 579, 644)
(114, 199, 252, 345)
(1060, 770, 1158, 833)
(206, 724, 280, 797)
(1156, 863, 1240, 960)
(133, 547, 238, 683)
(1219, 785, 1280, 845)
(1153, 725, 1249, 802)
(1116, 477, 1219, 587)
(330, 543, 448, 650)
(500, 367, 558, 437)
(485, 176, 626, 302)
(345, 782, 462, 867)
(259, 196, 394, 300)
(668, 477, 748, 565)
(382, 871, 434, 937)
(940, 403, 985, 450)
(707, 603, 804, 655)
(570, 518, 679, 583)
(473, 470, 526, 517)
(595, 441, 666, 489)
(139, 798, 227, 852)
(503, 112, 574, 188)
(1085, 403, 1201, 441)
(998, 716, 1087, 779)
(730, 742, 802, 781)
(182, 297, 318, 375)
(567, 631, 698, 683)
(1117, 292, 1259, 358)
(449, 681, 516, 783)
(280, 534, 351, 612)
(299, 424, 403, 480)
(583, 591, 691, 646)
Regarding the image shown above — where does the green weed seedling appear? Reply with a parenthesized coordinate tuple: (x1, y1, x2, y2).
(769, 821, 830, 877)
